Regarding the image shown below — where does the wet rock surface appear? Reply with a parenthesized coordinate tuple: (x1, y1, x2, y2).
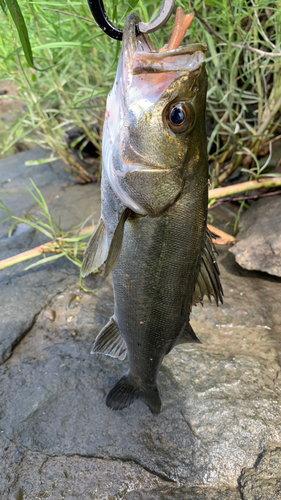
(230, 196, 281, 277)
(1, 150, 281, 499)
(238, 448, 281, 500)
(0, 148, 101, 365)
(123, 486, 241, 499)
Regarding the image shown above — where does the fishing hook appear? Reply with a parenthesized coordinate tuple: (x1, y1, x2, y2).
(87, 0, 176, 41)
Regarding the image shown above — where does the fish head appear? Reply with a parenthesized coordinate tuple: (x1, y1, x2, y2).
(104, 13, 208, 215)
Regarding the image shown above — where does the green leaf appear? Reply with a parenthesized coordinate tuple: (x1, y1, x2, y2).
(204, 31, 219, 69)
(0, 0, 6, 14)
(25, 157, 60, 166)
(32, 41, 94, 50)
(5, 0, 35, 68)
(24, 252, 65, 270)
(79, 273, 97, 293)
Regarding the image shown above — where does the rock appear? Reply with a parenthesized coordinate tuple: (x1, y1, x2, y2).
(229, 196, 281, 277)
(0, 250, 281, 498)
(0, 433, 164, 499)
(11, 488, 24, 500)
(1, 150, 281, 498)
(0, 147, 100, 240)
(43, 309, 56, 321)
(0, 248, 82, 365)
(0, 147, 71, 240)
(0, 147, 101, 364)
(123, 486, 241, 499)
(238, 448, 281, 500)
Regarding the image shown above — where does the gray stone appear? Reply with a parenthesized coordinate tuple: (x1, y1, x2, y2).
(0, 147, 71, 240)
(239, 448, 281, 500)
(2, 445, 165, 499)
(123, 486, 241, 499)
(0, 147, 101, 365)
(0, 146, 100, 240)
(230, 196, 281, 277)
(0, 256, 76, 364)
(1, 150, 281, 498)
(0, 250, 281, 498)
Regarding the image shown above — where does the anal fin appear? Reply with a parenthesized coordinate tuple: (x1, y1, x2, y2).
(172, 322, 201, 351)
(91, 317, 127, 360)
(81, 217, 108, 277)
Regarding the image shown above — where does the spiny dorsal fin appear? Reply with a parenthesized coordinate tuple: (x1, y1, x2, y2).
(81, 217, 108, 278)
(91, 317, 127, 360)
(103, 208, 131, 279)
(192, 228, 223, 307)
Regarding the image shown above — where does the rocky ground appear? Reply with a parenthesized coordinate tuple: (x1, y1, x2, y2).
(230, 196, 281, 277)
(0, 149, 281, 499)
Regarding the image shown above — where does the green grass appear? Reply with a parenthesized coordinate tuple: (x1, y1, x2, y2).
(0, 0, 280, 185)
(1, 1, 280, 280)
(0, 178, 98, 289)
(0, 1, 170, 178)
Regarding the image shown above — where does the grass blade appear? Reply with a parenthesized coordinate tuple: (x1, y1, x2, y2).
(5, 0, 35, 68)
(24, 252, 64, 270)
(0, 0, 6, 14)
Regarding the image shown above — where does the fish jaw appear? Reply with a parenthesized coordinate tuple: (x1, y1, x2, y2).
(104, 13, 208, 216)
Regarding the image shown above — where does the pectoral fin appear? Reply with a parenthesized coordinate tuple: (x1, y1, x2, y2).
(81, 217, 108, 277)
(92, 317, 127, 360)
(192, 228, 223, 306)
(103, 208, 131, 279)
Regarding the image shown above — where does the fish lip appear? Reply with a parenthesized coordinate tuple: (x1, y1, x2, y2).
(145, 43, 208, 58)
(132, 49, 206, 75)
(123, 14, 207, 72)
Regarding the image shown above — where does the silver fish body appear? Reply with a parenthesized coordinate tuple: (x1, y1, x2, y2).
(82, 14, 223, 413)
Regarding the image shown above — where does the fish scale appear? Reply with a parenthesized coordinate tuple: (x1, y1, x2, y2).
(102, 169, 208, 409)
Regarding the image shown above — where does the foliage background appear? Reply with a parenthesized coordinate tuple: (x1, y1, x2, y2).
(0, 0, 281, 272)
(0, 0, 281, 186)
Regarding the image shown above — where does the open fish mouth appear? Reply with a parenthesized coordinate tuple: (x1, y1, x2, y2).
(126, 7, 207, 75)
(132, 48, 206, 75)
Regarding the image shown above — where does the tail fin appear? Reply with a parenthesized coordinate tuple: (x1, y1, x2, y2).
(106, 373, 161, 414)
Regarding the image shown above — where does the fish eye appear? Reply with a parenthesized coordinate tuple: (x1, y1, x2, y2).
(165, 102, 195, 134)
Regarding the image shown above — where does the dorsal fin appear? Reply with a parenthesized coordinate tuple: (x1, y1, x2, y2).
(192, 228, 223, 307)
(91, 317, 127, 360)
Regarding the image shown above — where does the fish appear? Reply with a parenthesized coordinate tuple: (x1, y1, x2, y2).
(81, 8, 223, 414)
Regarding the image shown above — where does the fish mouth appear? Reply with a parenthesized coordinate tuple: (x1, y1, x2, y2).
(123, 11, 207, 76)
(132, 46, 206, 75)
